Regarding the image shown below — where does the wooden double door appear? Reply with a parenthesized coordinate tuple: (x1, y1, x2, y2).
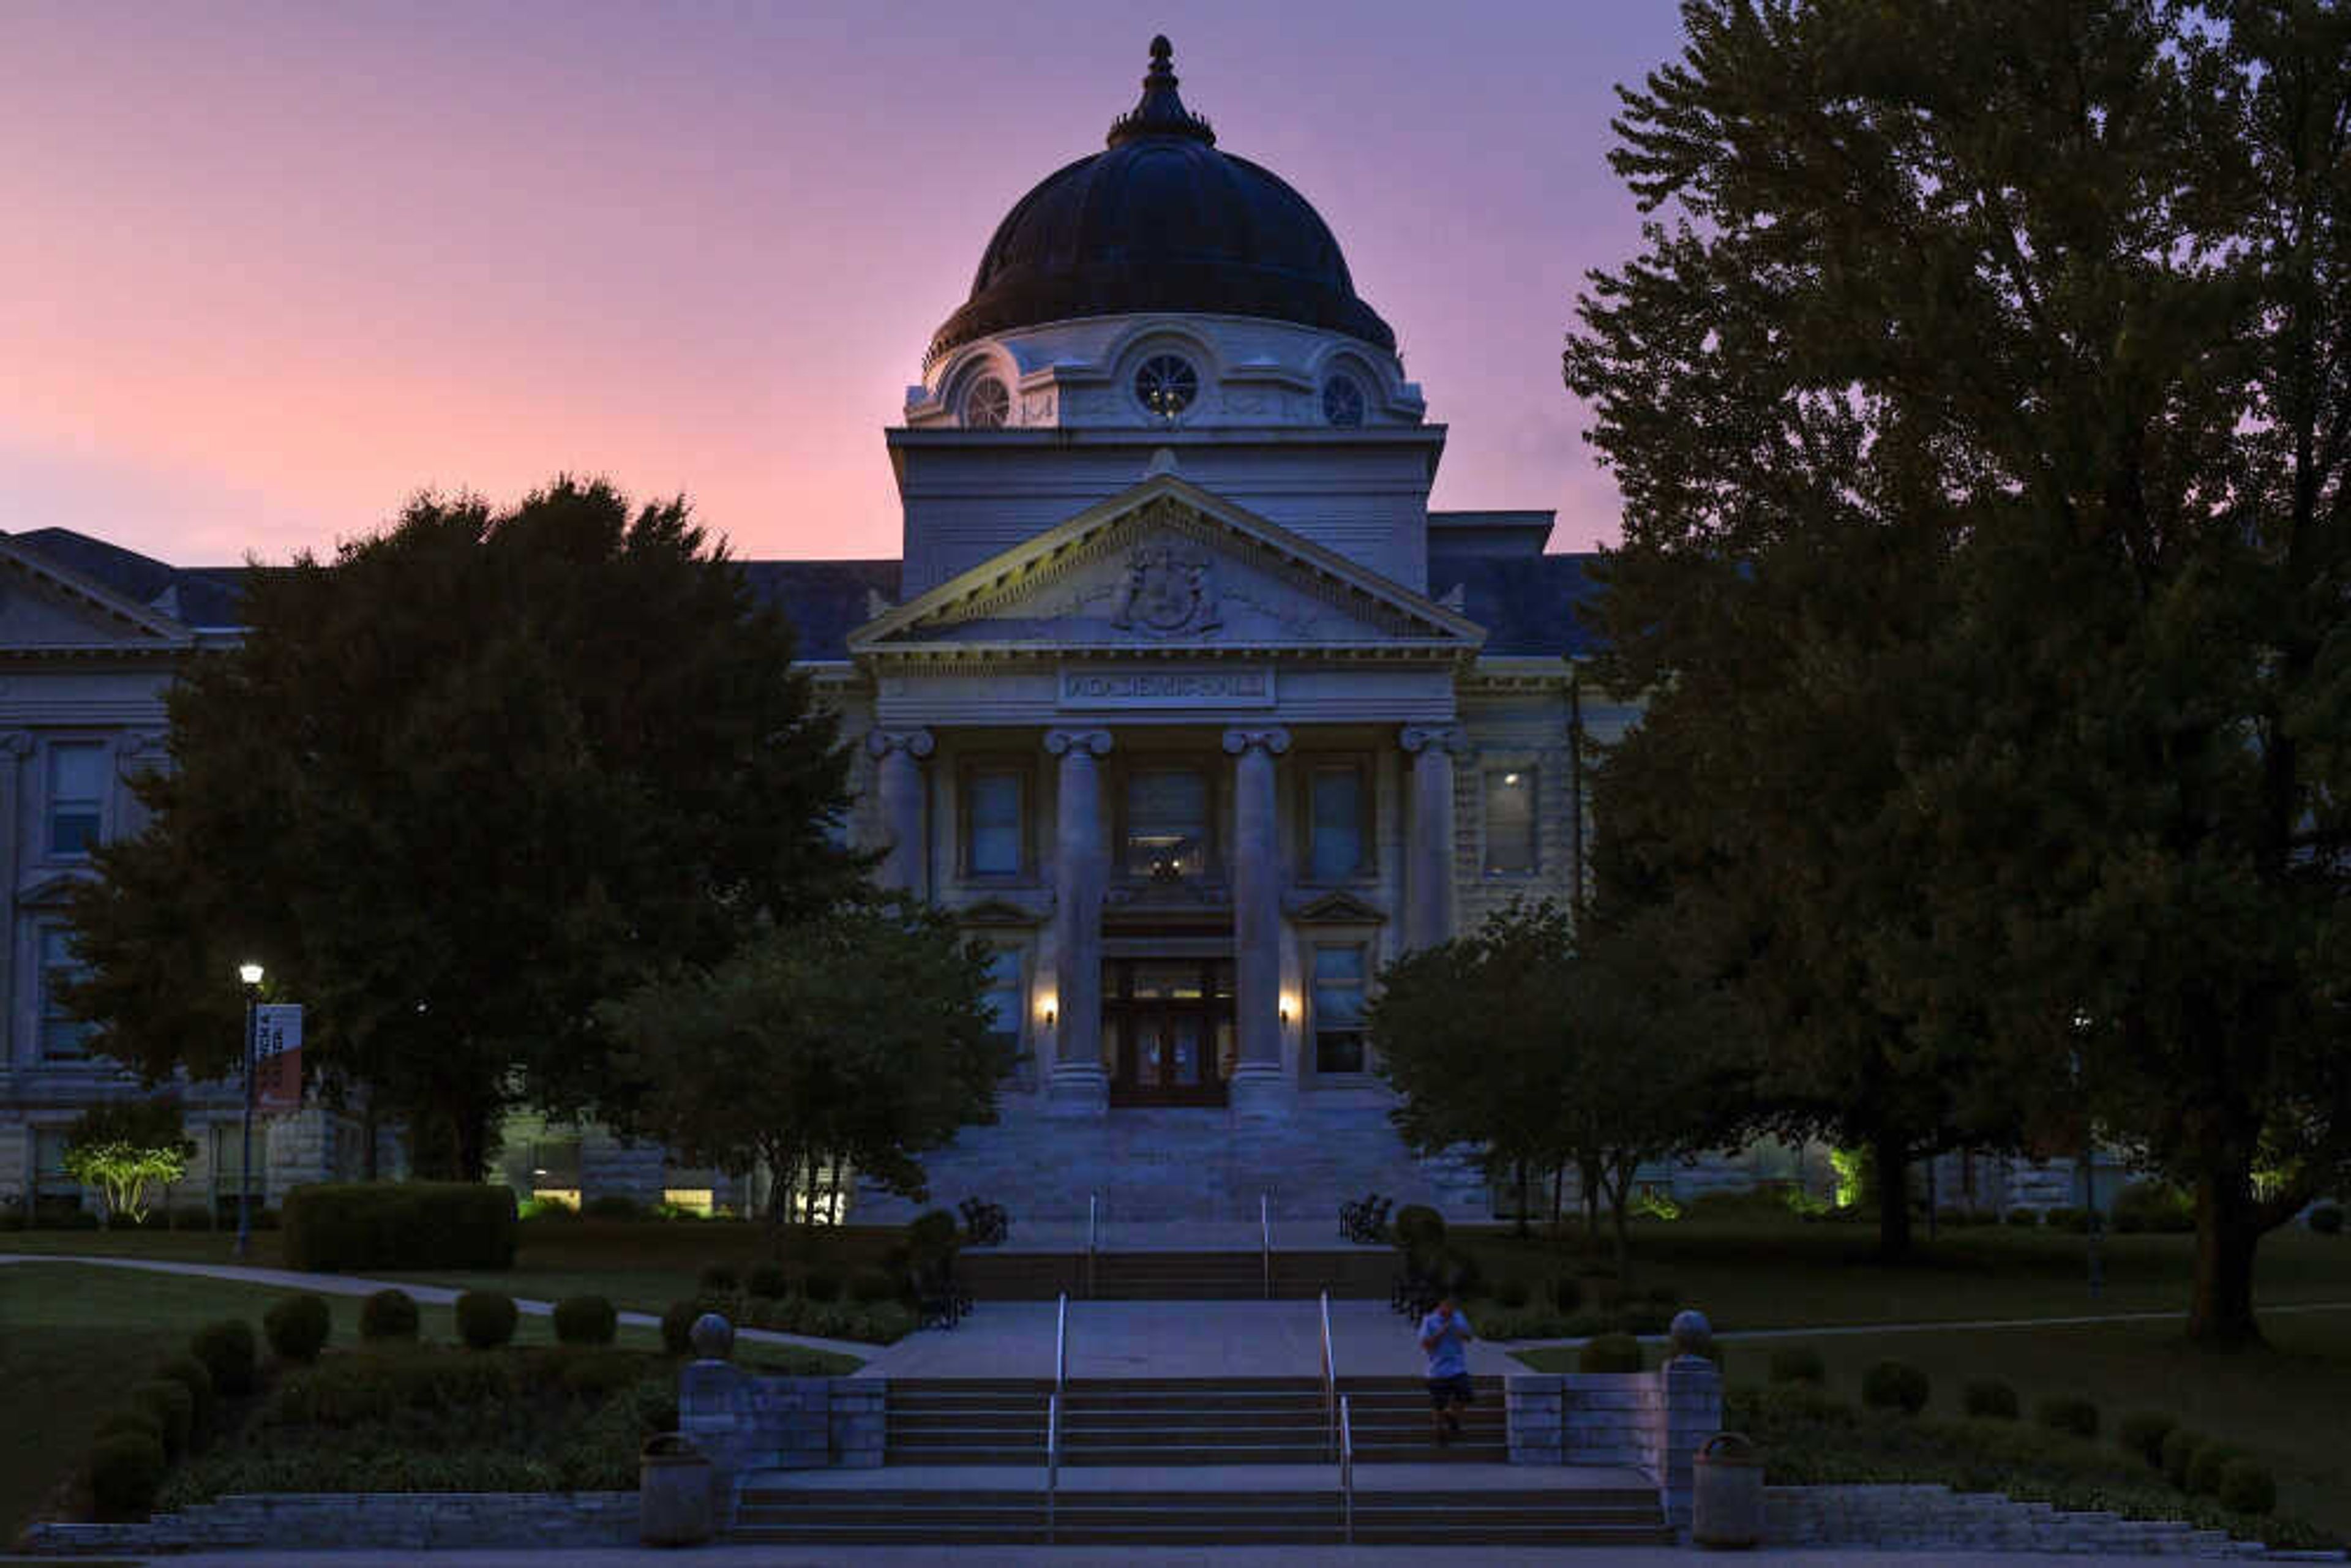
(1103, 957, 1235, 1108)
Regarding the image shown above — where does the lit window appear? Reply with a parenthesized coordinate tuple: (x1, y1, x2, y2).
(1483, 769, 1537, 876)
(964, 768, 1025, 877)
(965, 375, 1011, 429)
(1306, 762, 1368, 881)
(660, 1187, 715, 1217)
(47, 743, 105, 857)
(1313, 945, 1368, 1075)
(1125, 766, 1210, 880)
(38, 927, 92, 1061)
(1133, 354, 1199, 419)
(1322, 374, 1366, 427)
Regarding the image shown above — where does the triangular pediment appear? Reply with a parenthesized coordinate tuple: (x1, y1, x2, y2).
(1287, 888, 1389, 925)
(850, 476, 1483, 658)
(0, 536, 196, 651)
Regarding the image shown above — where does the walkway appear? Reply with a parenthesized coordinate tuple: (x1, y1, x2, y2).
(75, 1546, 2287, 1566)
(860, 1297, 1517, 1379)
(0, 1253, 880, 1361)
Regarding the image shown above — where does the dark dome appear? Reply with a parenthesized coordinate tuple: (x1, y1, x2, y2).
(926, 38, 1395, 366)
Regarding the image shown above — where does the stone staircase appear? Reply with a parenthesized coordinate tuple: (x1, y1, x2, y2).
(955, 1248, 1397, 1300)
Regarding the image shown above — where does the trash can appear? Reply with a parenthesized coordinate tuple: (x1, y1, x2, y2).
(1692, 1430, 1764, 1550)
(639, 1432, 713, 1547)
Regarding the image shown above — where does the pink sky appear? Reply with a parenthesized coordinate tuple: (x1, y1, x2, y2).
(0, 2, 1685, 566)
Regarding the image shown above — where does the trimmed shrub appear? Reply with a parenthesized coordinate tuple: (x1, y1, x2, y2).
(582, 1194, 644, 1219)
(661, 1299, 699, 1356)
(1860, 1360, 1930, 1415)
(189, 1319, 258, 1397)
(1962, 1378, 2019, 1420)
(2035, 1395, 2099, 1438)
(2118, 1410, 2176, 1468)
(130, 1378, 193, 1458)
(1578, 1334, 1643, 1373)
(1769, 1347, 1827, 1386)
(2044, 1205, 2083, 1232)
(263, 1293, 332, 1364)
(849, 1270, 898, 1305)
(558, 1348, 642, 1398)
(281, 1181, 518, 1272)
(552, 1295, 618, 1347)
(157, 1354, 216, 1429)
(2217, 1457, 2277, 1516)
(1549, 1275, 1584, 1313)
(2310, 1202, 2344, 1236)
(2112, 1181, 2195, 1235)
(1616, 1302, 1670, 1335)
(93, 1408, 165, 1446)
(2004, 1207, 2040, 1227)
(699, 1262, 740, 1293)
(746, 1261, 789, 1299)
(359, 1288, 421, 1343)
(2161, 1427, 2206, 1488)
(1392, 1204, 1445, 1253)
(908, 1209, 960, 1259)
(1493, 1276, 1532, 1309)
(801, 1269, 843, 1304)
(86, 1431, 167, 1522)
(455, 1291, 519, 1350)
(2188, 1441, 2243, 1497)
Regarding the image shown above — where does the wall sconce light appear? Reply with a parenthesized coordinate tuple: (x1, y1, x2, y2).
(1043, 1005, 1057, 1028)
(1278, 1005, 1291, 1026)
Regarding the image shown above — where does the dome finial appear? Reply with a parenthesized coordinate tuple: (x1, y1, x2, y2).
(1108, 34, 1215, 148)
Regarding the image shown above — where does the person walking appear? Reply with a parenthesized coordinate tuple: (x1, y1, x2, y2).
(1418, 1293, 1475, 1445)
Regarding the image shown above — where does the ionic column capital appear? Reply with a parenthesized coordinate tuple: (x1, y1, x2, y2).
(864, 727, 935, 760)
(1400, 724, 1471, 757)
(1044, 729, 1114, 759)
(1221, 726, 1292, 758)
(0, 732, 32, 759)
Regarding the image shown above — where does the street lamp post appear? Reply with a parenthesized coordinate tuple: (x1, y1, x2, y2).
(234, 962, 263, 1261)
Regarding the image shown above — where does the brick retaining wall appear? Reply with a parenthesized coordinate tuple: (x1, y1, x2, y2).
(1763, 1483, 2301, 1558)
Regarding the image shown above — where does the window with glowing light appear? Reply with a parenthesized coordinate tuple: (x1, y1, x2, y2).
(1133, 354, 1199, 419)
(1483, 768, 1537, 876)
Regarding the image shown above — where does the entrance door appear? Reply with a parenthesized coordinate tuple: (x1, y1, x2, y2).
(1104, 958, 1233, 1107)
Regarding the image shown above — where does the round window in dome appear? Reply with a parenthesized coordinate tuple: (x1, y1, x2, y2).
(1133, 354, 1199, 420)
(964, 375, 1011, 429)
(1321, 373, 1367, 428)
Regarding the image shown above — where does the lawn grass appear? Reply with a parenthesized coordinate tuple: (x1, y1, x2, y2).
(1518, 1307, 2351, 1537)
(0, 1260, 856, 1544)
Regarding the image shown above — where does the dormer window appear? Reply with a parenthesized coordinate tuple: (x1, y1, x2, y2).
(964, 375, 1011, 429)
(1321, 373, 1366, 427)
(1134, 354, 1199, 420)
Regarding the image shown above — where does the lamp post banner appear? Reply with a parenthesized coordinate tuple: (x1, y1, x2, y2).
(253, 1003, 304, 1112)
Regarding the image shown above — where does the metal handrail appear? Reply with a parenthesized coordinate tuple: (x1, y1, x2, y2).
(1318, 1289, 1337, 1459)
(1338, 1394, 1355, 1544)
(1046, 1390, 1060, 1542)
(1260, 1192, 1272, 1299)
(1055, 1291, 1068, 1392)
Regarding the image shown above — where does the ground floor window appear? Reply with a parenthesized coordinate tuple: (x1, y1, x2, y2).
(37, 926, 93, 1061)
(1311, 944, 1369, 1074)
(980, 945, 1029, 1084)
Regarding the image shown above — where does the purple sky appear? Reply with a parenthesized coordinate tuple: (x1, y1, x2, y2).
(0, 2, 1687, 566)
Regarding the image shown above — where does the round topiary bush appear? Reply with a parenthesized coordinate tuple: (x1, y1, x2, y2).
(2161, 1427, 2207, 1488)
(2036, 1395, 2099, 1439)
(189, 1319, 258, 1397)
(2311, 1202, 2344, 1236)
(1861, 1360, 1930, 1415)
(157, 1354, 215, 1430)
(1963, 1378, 2019, 1420)
(86, 1431, 166, 1522)
(2188, 1441, 2243, 1497)
(849, 1270, 898, 1305)
(129, 1379, 192, 1458)
(1493, 1276, 1532, 1310)
(699, 1262, 740, 1293)
(359, 1288, 421, 1343)
(1392, 1204, 1445, 1253)
(1578, 1333, 1643, 1373)
(746, 1262, 789, 1300)
(455, 1290, 519, 1350)
(552, 1294, 618, 1346)
(2118, 1411, 2177, 1468)
(263, 1293, 331, 1364)
(909, 1209, 960, 1259)
(661, 1299, 699, 1356)
(2005, 1207, 2040, 1227)
(2217, 1456, 2278, 1516)
(802, 1268, 844, 1304)
(1769, 1347, 1827, 1386)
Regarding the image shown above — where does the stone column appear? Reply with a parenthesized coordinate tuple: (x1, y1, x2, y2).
(1044, 729, 1113, 1117)
(1400, 724, 1467, 951)
(1223, 726, 1291, 1117)
(864, 729, 934, 896)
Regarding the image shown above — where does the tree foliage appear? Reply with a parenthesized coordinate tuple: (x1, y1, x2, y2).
(599, 903, 1003, 1241)
(63, 479, 862, 1178)
(61, 1097, 195, 1223)
(1567, 0, 2351, 1341)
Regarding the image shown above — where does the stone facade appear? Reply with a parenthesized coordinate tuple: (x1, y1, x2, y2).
(1502, 1356, 1720, 1526)
(675, 1362, 887, 1526)
(1762, 1484, 2293, 1558)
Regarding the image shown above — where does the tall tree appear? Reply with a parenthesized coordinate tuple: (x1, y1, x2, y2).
(65, 479, 862, 1177)
(1569, 0, 2351, 1341)
(599, 904, 1003, 1242)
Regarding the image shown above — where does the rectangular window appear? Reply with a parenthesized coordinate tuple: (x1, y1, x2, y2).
(963, 768, 1026, 878)
(1312, 944, 1369, 1075)
(38, 927, 92, 1061)
(1125, 765, 1210, 881)
(47, 743, 105, 857)
(33, 1127, 75, 1196)
(981, 947, 1026, 1078)
(1483, 768, 1538, 876)
(1305, 761, 1369, 882)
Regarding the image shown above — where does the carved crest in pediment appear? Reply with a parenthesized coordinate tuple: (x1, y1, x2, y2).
(1109, 542, 1220, 638)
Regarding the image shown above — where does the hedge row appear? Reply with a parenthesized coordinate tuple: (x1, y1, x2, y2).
(281, 1182, 517, 1272)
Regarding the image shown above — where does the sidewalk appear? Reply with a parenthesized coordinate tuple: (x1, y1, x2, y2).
(38, 1546, 2273, 1566)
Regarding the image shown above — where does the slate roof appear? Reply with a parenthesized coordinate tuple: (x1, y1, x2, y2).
(6, 530, 1600, 662)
